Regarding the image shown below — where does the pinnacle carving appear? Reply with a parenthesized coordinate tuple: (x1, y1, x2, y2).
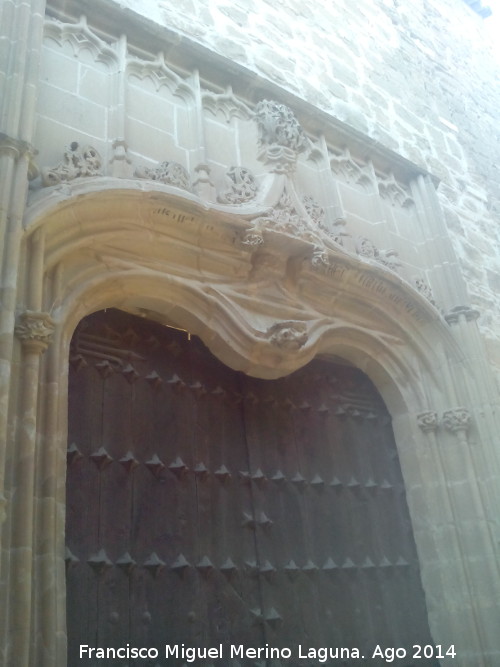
(254, 100, 310, 173)
(15, 311, 55, 353)
(41, 142, 102, 186)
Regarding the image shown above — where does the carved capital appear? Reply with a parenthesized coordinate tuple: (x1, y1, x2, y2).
(417, 411, 439, 433)
(444, 306, 480, 325)
(0, 133, 39, 179)
(442, 407, 471, 440)
(267, 321, 308, 351)
(15, 311, 56, 353)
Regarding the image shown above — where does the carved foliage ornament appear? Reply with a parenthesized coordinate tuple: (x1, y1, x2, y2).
(417, 411, 439, 433)
(135, 161, 191, 191)
(41, 142, 102, 186)
(267, 322, 308, 351)
(218, 166, 257, 204)
(442, 408, 471, 434)
(15, 311, 56, 352)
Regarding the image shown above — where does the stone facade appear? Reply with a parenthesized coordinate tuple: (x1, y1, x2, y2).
(0, 0, 499, 665)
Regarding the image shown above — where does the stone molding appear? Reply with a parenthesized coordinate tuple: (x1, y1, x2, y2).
(444, 305, 481, 324)
(15, 311, 56, 353)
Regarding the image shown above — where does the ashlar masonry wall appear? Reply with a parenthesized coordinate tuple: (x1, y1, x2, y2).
(92, 0, 500, 376)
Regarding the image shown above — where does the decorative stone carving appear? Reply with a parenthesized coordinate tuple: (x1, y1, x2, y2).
(15, 311, 56, 353)
(378, 249, 402, 273)
(255, 99, 310, 173)
(356, 236, 379, 259)
(417, 411, 439, 433)
(41, 142, 103, 186)
(443, 408, 471, 437)
(0, 133, 39, 179)
(414, 277, 437, 307)
(218, 166, 257, 204)
(135, 160, 191, 191)
(44, 16, 119, 66)
(378, 173, 414, 208)
(330, 149, 373, 189)
(444, 305, 480, 325)
(127, 53, 193, 100)
(302, 195, 326, 228)
(267, 321, 308, 351)
(202, 89, 253, 121)
(192, 163, 215, 200)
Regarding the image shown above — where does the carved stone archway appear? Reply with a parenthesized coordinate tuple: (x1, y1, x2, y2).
(3, 100, 500, 667)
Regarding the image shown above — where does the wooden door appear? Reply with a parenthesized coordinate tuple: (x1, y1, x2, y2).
(66, 309, 436, 666)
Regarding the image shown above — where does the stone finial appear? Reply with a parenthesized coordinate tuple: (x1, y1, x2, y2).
(417, 411, 439, 433)
(254, 99, 310, 173)
(267, 321, 308, 351)
(444, 306, 480, 325)
(41, 142, 102, 186)
(443, 407, 471, 443)
(15, 311, 56, 353)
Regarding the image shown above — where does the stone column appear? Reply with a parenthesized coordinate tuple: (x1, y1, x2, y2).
(8, 312, 55, 667)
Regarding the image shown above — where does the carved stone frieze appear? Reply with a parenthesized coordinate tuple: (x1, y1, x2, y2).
(443, 408, 471, 440)
(255, 100, 310, 173)
(202, 89, 253, 121)
(41, 142, 103, 186)
(377, 173, 414, 208)
(218, 166, 257, 204)
(127, 53, 193, 100)
(135, 160, 191, 191)
(44, 16, 119, 66)
(444, 305, 480, 325)
(267, 321, 308, 351)
(15, 311, 56, 353)
(417, 411, 439, 433)
(330, 149, 373, 189)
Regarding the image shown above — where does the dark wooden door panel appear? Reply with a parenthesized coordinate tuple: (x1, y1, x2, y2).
(67, 309, 437, 666)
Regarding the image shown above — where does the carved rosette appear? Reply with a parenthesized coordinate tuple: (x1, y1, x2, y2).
(15, 311, 56, 353)
(41, 142, 102, 186)
(255, 100, 310, 174)
(135, 160, 191, 191)
(218, 166, 257, 204)
(417, 411, 439, 434)
(443, 408, 471, 443)
(267, 321, 308, 351)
